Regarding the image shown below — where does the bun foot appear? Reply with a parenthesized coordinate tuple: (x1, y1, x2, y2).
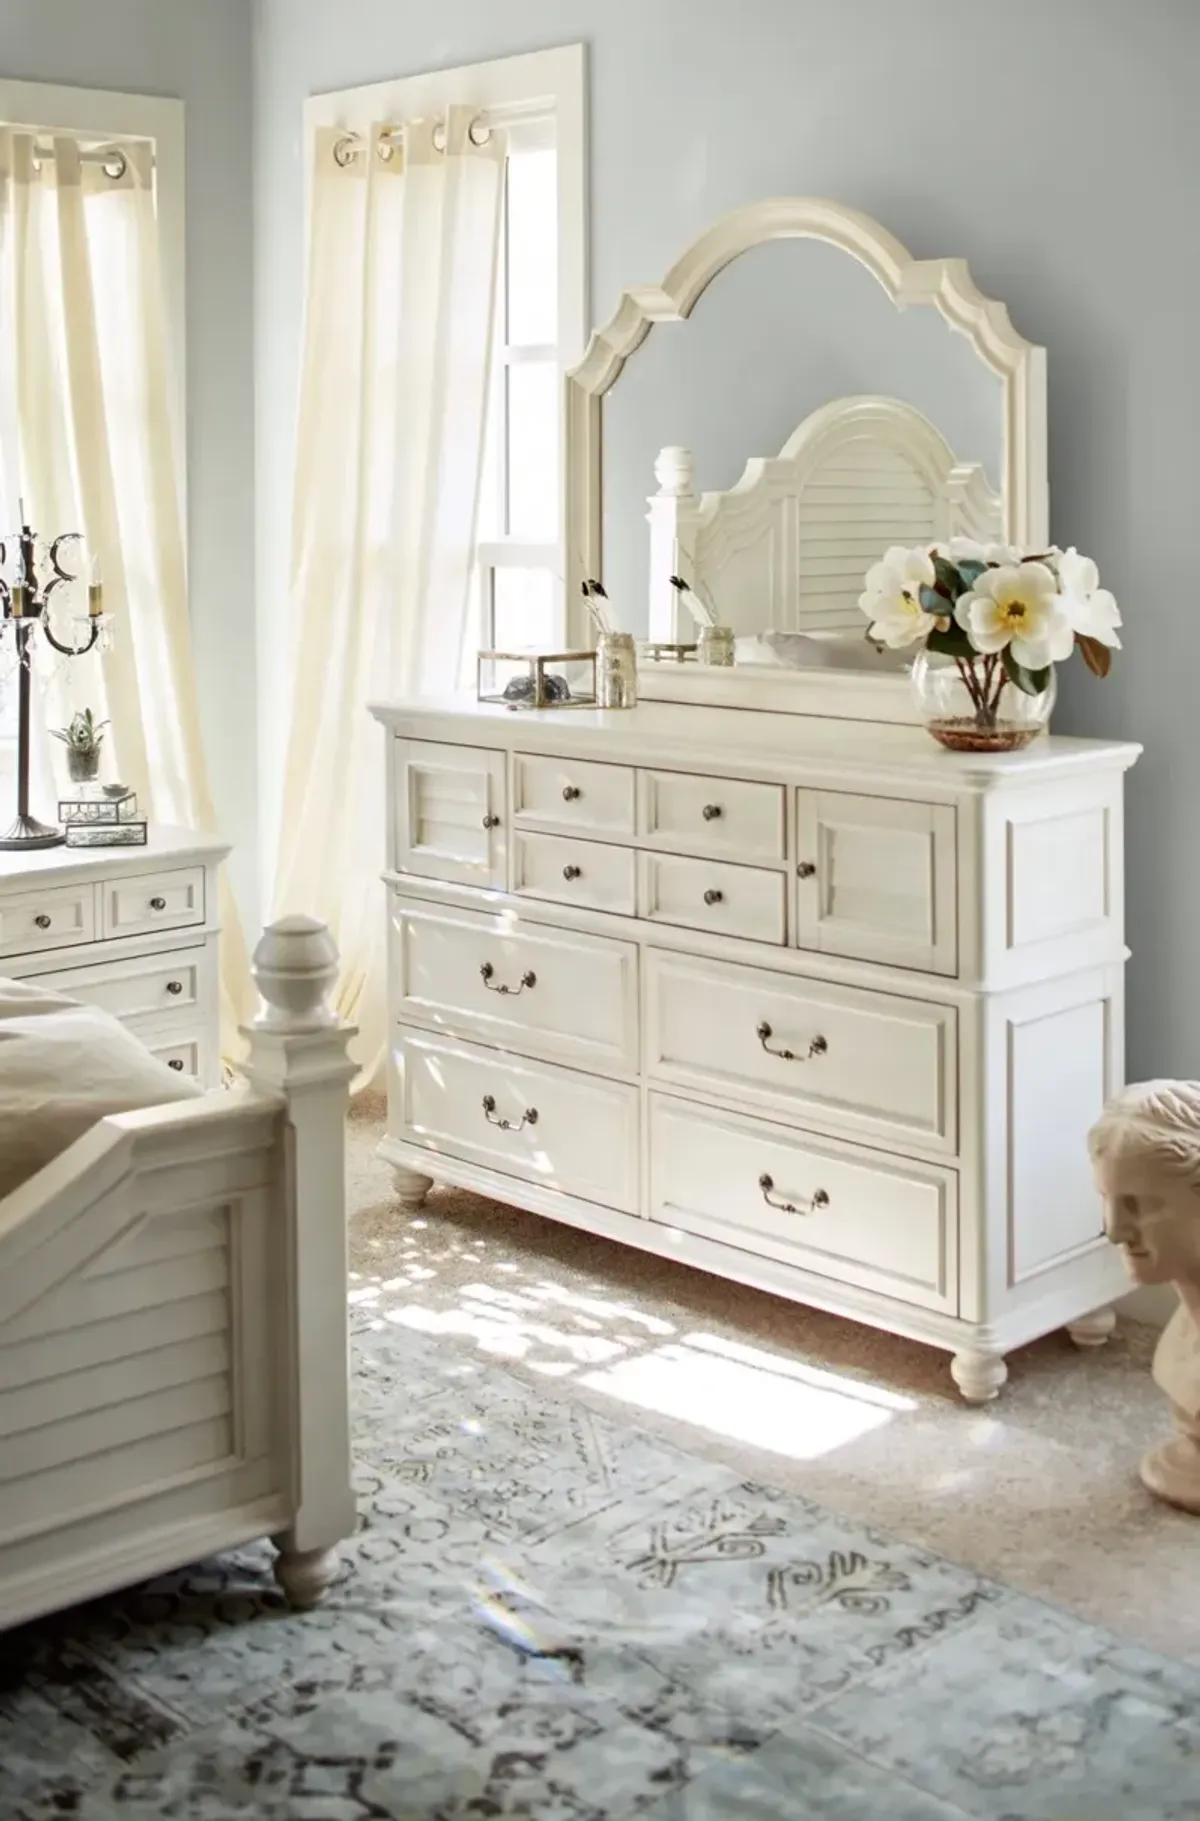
(274, 1544, 341, 1609)
(950, 1350, 1008, 1405)
(1067, 1306, 1117, 1349)
(391, 1165, 433, 1210)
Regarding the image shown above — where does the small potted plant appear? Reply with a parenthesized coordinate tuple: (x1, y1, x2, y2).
(52, 708, 109, 783)
(858, 540, 1121, 751)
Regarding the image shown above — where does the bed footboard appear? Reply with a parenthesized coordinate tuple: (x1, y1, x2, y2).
(0, 915, 356, 1633)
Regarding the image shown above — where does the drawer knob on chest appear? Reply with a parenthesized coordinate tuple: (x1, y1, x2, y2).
(797, 861, 817, 879)
(481, 813, 501, 830)
(562, 784, 582, 801)
(166, 979, 184, 995)
(562, 864, 582, 881)
(150, 895, 167, 911)
(34, 913, 51, 930)
(703, 888, 724, 906)
(758, 1173, 829, 1217)
(702, 803, 723, 821)
(482, 1092, 538, 1132)
(168, 1058, 185, 1071)
(757, 1021, 827, 1063)
(480, 961, 536, 996)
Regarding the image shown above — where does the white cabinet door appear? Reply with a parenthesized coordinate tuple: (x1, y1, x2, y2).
(795, 791, 957, 976)
(393, 741, 506, 888)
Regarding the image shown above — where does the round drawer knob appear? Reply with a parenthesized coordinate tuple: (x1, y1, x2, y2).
(150, 895, 167, 910)
(481, 813, 501, 830)
(167, 1058, 185, 1071)
(562, 785, 582, 801)
(703, 888, 723, 906)
(166, 979, 184, 995)
(797, 861, 817, 879)
(34, 913, 51, 930)
(702, 803, 722, 821)
(562, 864, 582, 881)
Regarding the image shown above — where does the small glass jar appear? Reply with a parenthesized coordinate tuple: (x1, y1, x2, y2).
(910, 649, 1055, 752)
(597, 631, 638, 708)
(698, 624, 735, 667)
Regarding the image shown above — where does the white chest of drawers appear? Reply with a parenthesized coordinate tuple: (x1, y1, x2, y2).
(0, 827, 228, 1087)
(373, 696, 1140, 1402)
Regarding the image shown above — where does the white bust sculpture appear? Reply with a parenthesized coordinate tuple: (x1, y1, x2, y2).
(1088, 1079, 1200, 1513)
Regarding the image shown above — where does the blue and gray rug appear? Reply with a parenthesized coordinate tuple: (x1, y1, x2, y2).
(2, 1316, 1198, 1819)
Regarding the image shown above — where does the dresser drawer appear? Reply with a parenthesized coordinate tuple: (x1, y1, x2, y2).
(646, 949, 956, 1155)
(512, 832, 636, 916)
(146, 1033, 205, 1080)
(390, 898, 638, 1074)
(640, 852, 786, 944)
(650, 1094, 957, 1313)
(27, 945, 210, 1027)
(640, 771, 785, 864)
(0, 883, 95, 958)
(513, 753, 636, 838)
(795, 790, 957, 976)
(395, 1030, 639, 1213)
(99, 866, 205, 940)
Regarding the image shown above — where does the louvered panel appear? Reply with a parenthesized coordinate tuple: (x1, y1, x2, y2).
(0, 1334, 230, 1438)
(88, 1206, 227, 1278)
(1, 1373, 232, 1482)
(1, 1291, 227, 1388)
(1, 1417, 234, 1542)
(3, 1247, 229, 1345)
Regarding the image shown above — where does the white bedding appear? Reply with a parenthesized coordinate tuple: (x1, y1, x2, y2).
(0, 976, 203, 1201)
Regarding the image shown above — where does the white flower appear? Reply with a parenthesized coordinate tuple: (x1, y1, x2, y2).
(858, 545, 939, 649)
(939, 536, 1025, 566)
(954, 561, 1074, 669)
(1054, 546, 1122, 649)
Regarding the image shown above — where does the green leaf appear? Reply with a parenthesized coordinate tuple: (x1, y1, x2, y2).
(926, 622, 975, 660)
(1001, 646, 1052, 697)
(957, 559, 986, 586)
(930, 555, 967, 601)
(1077, 634, 1112, 679)
(918, 585, 947, 614)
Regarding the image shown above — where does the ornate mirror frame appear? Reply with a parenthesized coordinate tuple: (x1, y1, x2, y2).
(564, 197, 1048, 719)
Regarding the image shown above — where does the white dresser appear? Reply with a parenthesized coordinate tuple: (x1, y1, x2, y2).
(0, 827, 227, 1087)
(373, 697, 1140, 1401)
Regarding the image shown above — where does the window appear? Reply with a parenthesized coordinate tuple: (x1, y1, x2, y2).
(306, 46, 586, 660)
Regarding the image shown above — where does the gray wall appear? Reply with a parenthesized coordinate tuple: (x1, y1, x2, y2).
(249, 0, 1195, 1080)
(0, 0, 258, 924)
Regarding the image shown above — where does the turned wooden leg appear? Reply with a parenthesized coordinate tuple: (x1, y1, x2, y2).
(274, 1543, 341, 1609)
(392, 1164, 433, 1210)
(1066, 1306, 1117, 1350)
(950, 1349, 1009, 1405)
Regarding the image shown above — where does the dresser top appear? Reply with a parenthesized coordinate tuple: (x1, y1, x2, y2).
(0, 824, 229, 888)
(370, 696, 1141, 792)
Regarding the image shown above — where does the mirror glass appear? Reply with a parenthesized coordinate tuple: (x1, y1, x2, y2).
(599, 235, 1005, 665)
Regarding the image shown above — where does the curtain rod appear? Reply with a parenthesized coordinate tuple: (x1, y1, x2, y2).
(331, 96, 552, 167)
(26, 139, 151, 178)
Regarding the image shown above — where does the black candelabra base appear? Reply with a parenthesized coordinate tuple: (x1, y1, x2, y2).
(0, 811, 63, 851)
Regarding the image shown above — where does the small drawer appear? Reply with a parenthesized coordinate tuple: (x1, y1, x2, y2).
(514, 753, 636, 838)
(0, 883, 95, 958)
(646, 949, 957, 1155)
(395, 1029, 639, 1213)
(100, 867, 205, 940)
(391, 898, 639, 1074)
(36, 947, 208, 1027)
(147, 1033, 204, 1080)
(512, 832, 636, 917)
(650, 1093, 957, 1313)
(640, 771, 785, 864)
(640, 852, 785, 944)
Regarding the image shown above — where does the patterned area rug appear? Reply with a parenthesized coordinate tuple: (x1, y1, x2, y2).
(3, 1316, 1199, 1820)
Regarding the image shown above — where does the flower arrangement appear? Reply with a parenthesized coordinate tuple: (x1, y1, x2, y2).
(858, 540, 1121, 750)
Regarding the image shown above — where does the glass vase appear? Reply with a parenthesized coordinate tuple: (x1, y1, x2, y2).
(910, 650, 1055, 753)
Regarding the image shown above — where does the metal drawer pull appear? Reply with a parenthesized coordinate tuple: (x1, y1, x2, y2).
(758, 1173, 829, 1216)
(703, 888, 724, 906)
(481, 813, 501, 830)
(562, 784, 582, 801)
(150, 895, 167, 910)
(797, 861, 817, 879)
(480, 961, 536, 996)
(757, 1021, 828, 1063)
(702, 803, 722, 821)
(166, 979, 184, 995)
(168, 1058, 185, 1071)
(34, 913, 51, 930)
(562, 864, 582, 881)
(482, 1093, 537, 1131)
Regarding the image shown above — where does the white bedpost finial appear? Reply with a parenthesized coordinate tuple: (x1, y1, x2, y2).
(654, 445, 694, 498)
(251, 914, 339, 1030)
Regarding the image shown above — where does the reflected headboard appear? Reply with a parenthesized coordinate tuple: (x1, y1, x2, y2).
(647, 395, 1003, 643)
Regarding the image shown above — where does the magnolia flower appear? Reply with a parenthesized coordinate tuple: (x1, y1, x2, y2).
(858, 545, 939, 648)
(1054, 546, 1122, 649)
(939, 536, 1025, 567)
(954, 561, 1074, 669)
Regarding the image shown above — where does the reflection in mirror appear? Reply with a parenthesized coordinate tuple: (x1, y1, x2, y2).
(600, 236, 1005, 652)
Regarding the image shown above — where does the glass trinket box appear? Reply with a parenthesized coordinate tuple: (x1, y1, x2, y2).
(59, 782, 140, 825)
(477, 649, 598, 710)
(64, 818, 148, 847)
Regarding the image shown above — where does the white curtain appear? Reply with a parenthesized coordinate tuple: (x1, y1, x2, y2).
(269, 110, 505, 1082)
(0, 130, 252, 1043)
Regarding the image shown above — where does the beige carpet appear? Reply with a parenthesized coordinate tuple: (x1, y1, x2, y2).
(347, 1108, 1198, 1666)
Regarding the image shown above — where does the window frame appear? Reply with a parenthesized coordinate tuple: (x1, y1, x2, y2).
(305, 45, 588, 653)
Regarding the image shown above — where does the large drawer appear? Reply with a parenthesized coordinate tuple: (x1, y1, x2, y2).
(35, 945, 212, 1029)
(645, 949, 957, 1155)
(639, 770, 785, 864)
(395, 1030, 639, 1213)
(639, 852, 786, 945)
(512, 831, 636, 916)
(390, 898, 638, 1074)
(650, 1093, 957, 1314)
(513, 753, 636, 838)
(0, 882, 95, 958)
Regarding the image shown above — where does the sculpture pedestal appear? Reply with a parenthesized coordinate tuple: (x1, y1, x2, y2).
(1140, 1405, 1200, 1516)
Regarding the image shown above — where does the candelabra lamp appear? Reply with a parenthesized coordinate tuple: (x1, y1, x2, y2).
(0, 508, 113, 850)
